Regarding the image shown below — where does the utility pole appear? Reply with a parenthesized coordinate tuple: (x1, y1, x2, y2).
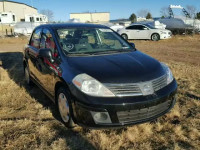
(3, 0, 5, 12)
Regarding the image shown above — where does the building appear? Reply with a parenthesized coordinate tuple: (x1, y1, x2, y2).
(0, 12, 16, 24)
(110, 19, 131, 27)
(137, 17, 146, 22)
(0, 0, 37, 22)
(25, 14, 48, 23)
(70, 12, 110, 23)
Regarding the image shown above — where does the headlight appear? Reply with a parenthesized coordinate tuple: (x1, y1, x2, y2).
(72, 74, 115, 97)
(161, 63, 174, 84)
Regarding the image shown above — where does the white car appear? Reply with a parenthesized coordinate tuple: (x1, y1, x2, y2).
(118, 24, 172, 41)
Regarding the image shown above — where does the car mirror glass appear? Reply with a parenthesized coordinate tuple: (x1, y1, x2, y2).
(129, 43, 136, 49)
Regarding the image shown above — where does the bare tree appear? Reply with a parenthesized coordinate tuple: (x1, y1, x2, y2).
(185, 5, 197, 18)
(137, 9, 149, 18)
(40, 9, 54, 22)
(160, 7, 169, 18)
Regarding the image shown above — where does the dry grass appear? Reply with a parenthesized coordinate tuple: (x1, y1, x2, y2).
(0, 35, 200, 150)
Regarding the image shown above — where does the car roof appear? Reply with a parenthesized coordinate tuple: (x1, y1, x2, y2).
(37, 23, 109, 29)
(129, 23, 147, 26)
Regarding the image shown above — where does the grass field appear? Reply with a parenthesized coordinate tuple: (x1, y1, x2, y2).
(0, 36, 200, 150)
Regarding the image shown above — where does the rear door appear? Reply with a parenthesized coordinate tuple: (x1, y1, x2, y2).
(125, 25, 138, 39)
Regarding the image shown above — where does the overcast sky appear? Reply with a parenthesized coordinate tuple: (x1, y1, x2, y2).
(12, 0, 200, 21)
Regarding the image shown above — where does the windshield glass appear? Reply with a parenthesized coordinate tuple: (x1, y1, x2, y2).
(56, 28, 133, 55)
(145, 24, 156, 29)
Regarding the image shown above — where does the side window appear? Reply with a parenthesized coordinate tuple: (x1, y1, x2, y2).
(126, 25, 137, 30)
(40, 29, 58, 58)
(30, 28, 41, 49)
(126, 26, 133, 30)
(138, 25, 145, 30)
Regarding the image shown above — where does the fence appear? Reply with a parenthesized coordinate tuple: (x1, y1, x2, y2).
(0, 24, 14, 37)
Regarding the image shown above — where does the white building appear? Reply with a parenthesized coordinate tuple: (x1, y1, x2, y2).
(25, 14, 48, 23)
(70, 12, 110, 23)
(0, 12, 17, 24)
(0, 1, 48, 23)
(137, 17, 146, 22)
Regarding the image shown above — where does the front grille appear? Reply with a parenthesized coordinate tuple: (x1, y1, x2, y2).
(104, 74, 167, 97)
(117, 100, 171, 123)
(104, 83, 142, 97)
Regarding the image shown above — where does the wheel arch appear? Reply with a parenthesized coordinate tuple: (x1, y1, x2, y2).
(151, 33, 160, 40)
(151, 32, 160, 37)
(121, 33, 128, 40)
(54, 80, 72, 103)
(23, 59, 28, 73)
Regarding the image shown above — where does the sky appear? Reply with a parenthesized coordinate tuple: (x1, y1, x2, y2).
(13, 0, 200, 21)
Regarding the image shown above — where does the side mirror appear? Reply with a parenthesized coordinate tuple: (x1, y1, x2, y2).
(129, 43, 136, 49)
(143, 27, 148, 30)
(39, 48, 54, 63)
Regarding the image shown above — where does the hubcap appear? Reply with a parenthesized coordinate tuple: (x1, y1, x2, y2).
(122, 35, 127, 40)
(58, 93, 70, 123)
(25, 68, 30, 84)
(152, 34, 158, 41)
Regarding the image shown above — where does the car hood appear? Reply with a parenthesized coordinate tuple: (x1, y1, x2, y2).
(66, 51, 165, 83)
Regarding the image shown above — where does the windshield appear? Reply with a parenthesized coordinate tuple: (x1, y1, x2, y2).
(56, 28, 133, 55)
(145, 24, 156, 29)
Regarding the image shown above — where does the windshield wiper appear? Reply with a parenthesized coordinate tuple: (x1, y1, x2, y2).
(68, 52, 93, 56)
(91, 49, 133, 55)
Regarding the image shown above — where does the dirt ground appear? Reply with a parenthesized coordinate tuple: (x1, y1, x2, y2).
(0, 36, 199, 150)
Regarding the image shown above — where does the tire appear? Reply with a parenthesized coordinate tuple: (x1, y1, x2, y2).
(24, 65, 32, 85)
(151, 33, 160, 41)
(121, 34, 128, 40)
(56, 87, 75, 128)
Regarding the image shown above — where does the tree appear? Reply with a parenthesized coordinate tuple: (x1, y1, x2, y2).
(185, 5, 197, 18)
(137, 9, 149, 18)
(40, 9, 54, 22)
(196, 12, 200, 19)
(129, 13, 137, 23)
(146, 12, 152, 19)
(160, 7, 169, 18)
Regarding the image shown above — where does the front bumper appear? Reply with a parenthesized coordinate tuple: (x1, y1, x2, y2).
(71, 80, 177, 128)
(160, 34, 172, 39)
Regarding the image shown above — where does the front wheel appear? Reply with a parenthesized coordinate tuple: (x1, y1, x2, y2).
(57, 87, 75, 128)
(24, 66, 32, 85)
(151, 33, 160, 41)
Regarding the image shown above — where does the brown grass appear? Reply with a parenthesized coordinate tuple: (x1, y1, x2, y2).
(0, 35, 200, 150)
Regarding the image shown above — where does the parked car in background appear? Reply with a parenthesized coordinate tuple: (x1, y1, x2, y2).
(118, 24, 172, 41)
(23, 23, 177, 128)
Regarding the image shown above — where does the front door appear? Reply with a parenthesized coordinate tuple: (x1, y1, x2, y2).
(28, 28, 42, 83)
(136, 25, 151, 39)
(37, 28, 60, 96)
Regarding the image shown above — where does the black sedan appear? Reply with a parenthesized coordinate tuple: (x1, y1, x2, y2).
(23, 23, 177, 128)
